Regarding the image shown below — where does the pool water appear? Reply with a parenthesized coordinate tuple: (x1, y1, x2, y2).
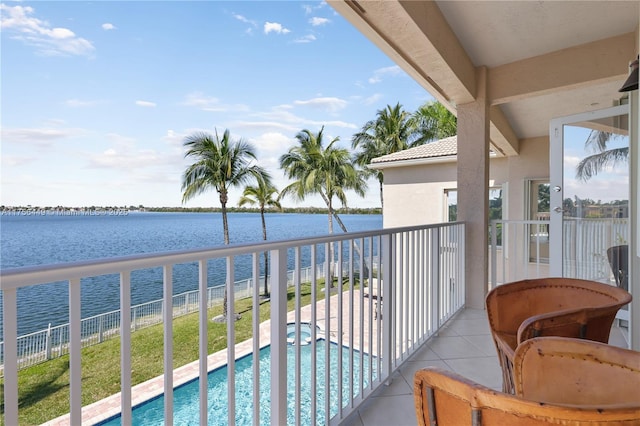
(99, 340, 376, 425)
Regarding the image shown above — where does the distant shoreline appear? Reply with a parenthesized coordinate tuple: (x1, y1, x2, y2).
(1, 205, 382, 215)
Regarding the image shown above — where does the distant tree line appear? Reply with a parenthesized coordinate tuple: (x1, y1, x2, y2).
(143, 206, 382, 215)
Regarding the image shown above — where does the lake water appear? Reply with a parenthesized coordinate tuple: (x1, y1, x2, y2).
(0, 212, 382, 336)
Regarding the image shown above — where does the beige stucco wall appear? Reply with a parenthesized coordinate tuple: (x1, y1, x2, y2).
(380, 136, 550, 228)
(381, 161, 456, 228)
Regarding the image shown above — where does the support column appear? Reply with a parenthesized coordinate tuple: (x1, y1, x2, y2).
(630, 85, 638, 351)
(457, 67, 490, 309)
(629, 19, 639, 349)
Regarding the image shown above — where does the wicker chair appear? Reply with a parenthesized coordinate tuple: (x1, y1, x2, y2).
(414, 367, 640, 426)
(513, 337, 640, 407)
(486, 277, 631, 394)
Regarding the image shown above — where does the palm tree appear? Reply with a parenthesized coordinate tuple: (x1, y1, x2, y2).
(280, 127, 367, 282)
(182, 128, 269, 321)
(352, 101, 456, 209)
(238, 176, 281, 297)
(412, 100, 457, 143)
(352, 103, 417, 209)
(576, 130, 628, 181)
(280, 126, 367, 233)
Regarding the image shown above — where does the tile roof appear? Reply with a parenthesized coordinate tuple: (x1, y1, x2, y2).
(370, 135, 457, 164)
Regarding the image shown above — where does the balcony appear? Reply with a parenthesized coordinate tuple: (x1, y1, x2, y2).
(2, 219, 632, 425)
(2, 222, 467, 425)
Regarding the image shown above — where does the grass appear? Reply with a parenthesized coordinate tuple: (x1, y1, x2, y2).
(0, 280, 353, 426)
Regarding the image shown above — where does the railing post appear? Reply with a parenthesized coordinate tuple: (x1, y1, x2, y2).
(45, 323, 52, 360)
(120, 271, 132, 425)
(270, 247, 287, 426)
(69, 278, 82, 426)
(381, 234, 393, 384)
(162, 264, 174, 426)
(431, 229, 440, 331)
(3, 288, 19, 426)
(98, 314, 104, 343)
(490, 220, 498, 290)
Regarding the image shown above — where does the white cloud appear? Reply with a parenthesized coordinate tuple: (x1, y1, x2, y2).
(136, 100, 157, 108)
(233, 14, 257, 27)
(293, 97, 348, 112)
(182, 92, 220, 108)
(234, 120, 300, 134)
(250, 132, 295, 154)
(264, 22, 291, 35)
(232, 105, 357, 135)
(64, 99, 99, 108)
(86, 134, 179, 171)
(293, 34, 316, 44)
(102, 23, 116, 31)
(162, 130, 187, 148)
(1, 155, 35, 167)
(1, 127, 85, 146)
(181, 92, 249, 112)
(309, 17, 330, 26)
(368, 65, 403, 84)
(363, 93, 383, 106)
(302, 2, 327, 15)
(0, 4, 94, 56)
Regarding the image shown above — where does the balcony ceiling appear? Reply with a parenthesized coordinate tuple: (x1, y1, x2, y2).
(329, 0, 639, 155)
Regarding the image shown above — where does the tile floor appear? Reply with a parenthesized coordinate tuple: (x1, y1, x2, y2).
(340, 308, 630, 426)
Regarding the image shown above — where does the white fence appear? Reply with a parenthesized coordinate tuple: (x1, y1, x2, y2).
(1, 223, 464, 426)
(0, 262, 346, 373)
(490, 218, 628, 288)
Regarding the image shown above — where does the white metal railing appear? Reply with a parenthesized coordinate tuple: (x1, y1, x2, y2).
(490, 220, 550, 288)
(0, 263, 343, 373)
(1, 222, 465, 426)
(490, 218, 628, 288)
(562, 218, 628, 282)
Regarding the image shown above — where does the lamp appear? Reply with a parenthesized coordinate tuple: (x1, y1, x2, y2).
(619, 56, 639, 92)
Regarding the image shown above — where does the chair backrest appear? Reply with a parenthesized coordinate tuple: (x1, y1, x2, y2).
(414, 367, 640, 426)
(607, 245, 629, 291)
(486, 278, 632, 395)
(513, 337, 640, 407)
(486, 277, 631, 338)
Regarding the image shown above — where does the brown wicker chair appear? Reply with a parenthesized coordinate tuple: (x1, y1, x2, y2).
(513, 337, 640, 407)
(414, 367, 640, 425)
(486, 277, 631, 394)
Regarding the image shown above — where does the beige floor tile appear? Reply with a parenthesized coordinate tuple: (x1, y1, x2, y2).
(428, 335, 487, 359)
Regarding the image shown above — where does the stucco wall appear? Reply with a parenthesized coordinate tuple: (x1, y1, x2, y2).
(380, 137, 549, 228)
(381, 161, 456, 228)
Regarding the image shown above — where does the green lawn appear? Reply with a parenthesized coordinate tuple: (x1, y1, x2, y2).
(0, 281, 345, 426)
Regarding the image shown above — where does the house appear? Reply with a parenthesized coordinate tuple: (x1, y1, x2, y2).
(369, 135, 549, 228)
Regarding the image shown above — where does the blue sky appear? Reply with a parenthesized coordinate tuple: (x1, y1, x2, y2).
(1, 0, 433, 208)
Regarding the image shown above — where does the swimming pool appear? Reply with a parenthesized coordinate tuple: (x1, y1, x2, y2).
(98, 338, 376, 425)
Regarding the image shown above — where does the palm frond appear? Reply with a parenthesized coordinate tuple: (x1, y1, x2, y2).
(575, 147, 629, 181)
